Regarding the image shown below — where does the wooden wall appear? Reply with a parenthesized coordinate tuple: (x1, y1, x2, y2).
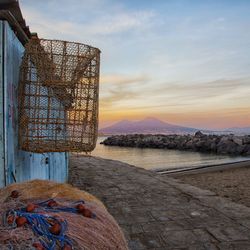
(0, 21, 68, 187)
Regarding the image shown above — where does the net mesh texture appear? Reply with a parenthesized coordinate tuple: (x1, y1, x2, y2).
(18, 38, 100, 153)
(0, 180, 128, 250)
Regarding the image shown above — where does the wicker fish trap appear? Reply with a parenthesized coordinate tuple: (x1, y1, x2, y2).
(18, 38, 100, 153)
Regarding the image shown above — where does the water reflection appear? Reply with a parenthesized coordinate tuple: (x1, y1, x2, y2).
(91, 137, 250, 171)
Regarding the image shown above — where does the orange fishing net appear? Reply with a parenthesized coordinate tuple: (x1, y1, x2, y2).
(0, 180, 128, 250)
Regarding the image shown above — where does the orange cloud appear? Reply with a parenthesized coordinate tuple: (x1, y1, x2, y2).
(100, 74, 150, 85)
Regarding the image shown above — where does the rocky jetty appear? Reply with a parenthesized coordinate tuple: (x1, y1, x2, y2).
(101, 131, 250, 156)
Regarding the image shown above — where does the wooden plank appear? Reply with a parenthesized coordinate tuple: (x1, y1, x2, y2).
(49, 152, 68, 182)
(0, 21, 5, 187)
(3, 21, 25, 184)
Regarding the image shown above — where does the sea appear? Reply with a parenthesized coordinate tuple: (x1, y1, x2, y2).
(91, 137, 250, 171)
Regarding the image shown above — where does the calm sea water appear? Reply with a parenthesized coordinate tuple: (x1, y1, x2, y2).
(91, 137, 250, 171)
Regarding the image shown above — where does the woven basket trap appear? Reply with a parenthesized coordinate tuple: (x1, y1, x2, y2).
(18, 38, 100, 153)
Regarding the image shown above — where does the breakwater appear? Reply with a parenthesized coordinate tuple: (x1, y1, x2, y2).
(101, 132, 250, 156)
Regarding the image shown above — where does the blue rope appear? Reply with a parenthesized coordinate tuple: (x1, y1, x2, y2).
(14, 210, 72, 250)
(34, 199, 96, 218)
(6, 199, 96, 250)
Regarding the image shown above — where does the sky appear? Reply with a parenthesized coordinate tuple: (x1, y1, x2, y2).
(19, 0, 250, 130)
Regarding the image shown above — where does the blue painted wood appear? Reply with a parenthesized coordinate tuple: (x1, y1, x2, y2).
(1, 21, 68, 185)
(48, 152, 68, 182)
(0, 22, 5, 187)
(3, 21, 25, 184)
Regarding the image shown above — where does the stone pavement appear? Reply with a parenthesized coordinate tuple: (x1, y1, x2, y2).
(69, 155, 250, 250)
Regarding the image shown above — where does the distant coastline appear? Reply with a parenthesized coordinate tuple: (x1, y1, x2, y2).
(99, 117, 250, 136)
(101, 132, 250, 157)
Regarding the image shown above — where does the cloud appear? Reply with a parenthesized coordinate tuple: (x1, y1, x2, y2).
(99, 77, 250, 118)
(100, 87, 138, 109)
(99, 74, 151, 109)
(100, 74, 150, 85)
(152, 77, 250, 101)
(20, 1, 155, 41)
(85, 11, 155, 35)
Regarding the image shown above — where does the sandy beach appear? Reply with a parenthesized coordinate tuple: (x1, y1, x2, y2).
(177, 164, 250, 207)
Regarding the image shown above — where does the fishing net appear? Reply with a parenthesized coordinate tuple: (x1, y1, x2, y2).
(0, 180, 128, 250)
(18, 38, 100, 153)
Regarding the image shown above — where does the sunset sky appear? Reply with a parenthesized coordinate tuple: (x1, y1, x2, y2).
(20, 0, 250, 130)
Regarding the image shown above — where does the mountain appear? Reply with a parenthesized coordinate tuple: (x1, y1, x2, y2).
(99, 117, 201, 135)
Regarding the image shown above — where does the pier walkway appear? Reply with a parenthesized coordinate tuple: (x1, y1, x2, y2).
(69, 155, 250, 250)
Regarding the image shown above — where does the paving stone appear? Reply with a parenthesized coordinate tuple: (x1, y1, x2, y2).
(186, 216, 235, 229)
(69, 155, 250, 249)
(187, 243, 219, 250)
(207, 226, 250, 242)
(192, 229, 218, 243)
(142, 222, 168, 232)
(151, 209, 191, 221)
(128, 239, 145, 250)
(162, 229, 199, 247)
(218, 241, 250, 250)
(130, 233, 165, 249)
(130, 224, 144, 234)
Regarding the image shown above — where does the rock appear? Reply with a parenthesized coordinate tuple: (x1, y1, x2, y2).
(220, 136, 232, 143)
(194, 131, 204, 138)
(101, 133, 250, 156)
(167, 142, 176, 149)
(243, 136, 250, 145)
(233, 137, 243, 145)
(243, 145, 250, 156)
(185, 140, 193, 150)
(217, 140, 238, 155)
(210, 141, 217, 152)
(235, 145, 245, 155)
(194, 140, 206, 150)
